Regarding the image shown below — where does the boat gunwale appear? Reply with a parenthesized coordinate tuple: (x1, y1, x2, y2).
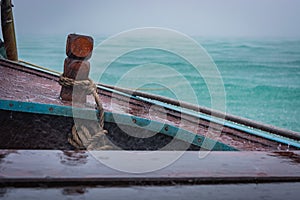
(1, 58, 300, 150)
(0, 99, 237, 151)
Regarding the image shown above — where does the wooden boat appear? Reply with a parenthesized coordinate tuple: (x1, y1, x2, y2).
(0, 1, 300, 198)
(1, 58, 300, 151)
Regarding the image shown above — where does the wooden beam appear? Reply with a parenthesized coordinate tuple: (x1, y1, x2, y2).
(0, 150, 300, 186)
(1, 0, 18, 61)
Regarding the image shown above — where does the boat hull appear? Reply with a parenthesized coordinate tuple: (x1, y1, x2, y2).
(0, 58, 299, 151)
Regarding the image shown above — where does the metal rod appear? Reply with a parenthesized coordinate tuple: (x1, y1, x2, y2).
(1, 0, 18, 61)
(98, 83, 300, 141)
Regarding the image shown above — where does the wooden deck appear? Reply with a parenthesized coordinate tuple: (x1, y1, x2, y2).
(0, 59, 299, 150)
(1, 58, 300, 199)
(0, 150, 300, 186)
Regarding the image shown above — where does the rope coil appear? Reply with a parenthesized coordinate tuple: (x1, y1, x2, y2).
(59, 75, 111, 150)
(59, 75, 105, 128)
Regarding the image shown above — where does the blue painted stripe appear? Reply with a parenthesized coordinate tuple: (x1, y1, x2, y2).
(97, 86, 300, 149)
(0, 99, 236, 151)
(139, 97, 300, 149)
(105, 112, 236, 151)
(0, 99, 96, 119)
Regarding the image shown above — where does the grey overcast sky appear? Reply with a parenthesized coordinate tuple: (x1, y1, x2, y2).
(12, 0, 300, 37)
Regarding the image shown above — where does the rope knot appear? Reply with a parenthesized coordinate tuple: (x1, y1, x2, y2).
(59, 75, 109, 150)
(59, 75, 96, 95)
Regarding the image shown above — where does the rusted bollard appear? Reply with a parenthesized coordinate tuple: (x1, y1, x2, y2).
(60, 34, 94, 103)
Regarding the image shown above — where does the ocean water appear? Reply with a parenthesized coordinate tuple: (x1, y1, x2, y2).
(17, 35, 300, 132)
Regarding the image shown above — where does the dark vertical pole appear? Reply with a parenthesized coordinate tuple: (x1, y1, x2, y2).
(1, 0, 18, 61)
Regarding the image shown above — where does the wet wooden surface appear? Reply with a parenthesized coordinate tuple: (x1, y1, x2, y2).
(66, 34, 93, 60)
(0, 59, 296, 150)
(0, 183, 300, 200)
(0, 150, 299, 186)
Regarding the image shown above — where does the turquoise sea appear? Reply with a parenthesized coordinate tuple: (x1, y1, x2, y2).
(17, 35, 300, 132)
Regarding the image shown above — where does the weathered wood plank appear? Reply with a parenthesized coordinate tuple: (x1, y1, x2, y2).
(2, 183, 300, 200)
(0, 150, 299, 186)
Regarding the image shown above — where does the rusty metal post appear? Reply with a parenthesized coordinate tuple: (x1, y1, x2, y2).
(1, 0, 18, 61)
(60, 34, 94, 103)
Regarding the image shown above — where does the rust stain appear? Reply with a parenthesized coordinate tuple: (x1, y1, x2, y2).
(271, 151, 300, 164)
(62, 187, 87, 196)
(59, 151, 88, 166)
(164, 126, 169, 131)
(256, 172, 268, 176)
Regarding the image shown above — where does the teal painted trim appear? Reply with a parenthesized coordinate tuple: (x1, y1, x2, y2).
(134, 97, 300, 149)
(98, 86, 300, 149)
(0, 99, 96, 119)
(0, 99, 236, 151)
(105, 112, 237, 151)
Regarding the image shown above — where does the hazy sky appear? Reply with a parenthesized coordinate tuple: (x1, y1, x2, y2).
(11, 0, 300, 37)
